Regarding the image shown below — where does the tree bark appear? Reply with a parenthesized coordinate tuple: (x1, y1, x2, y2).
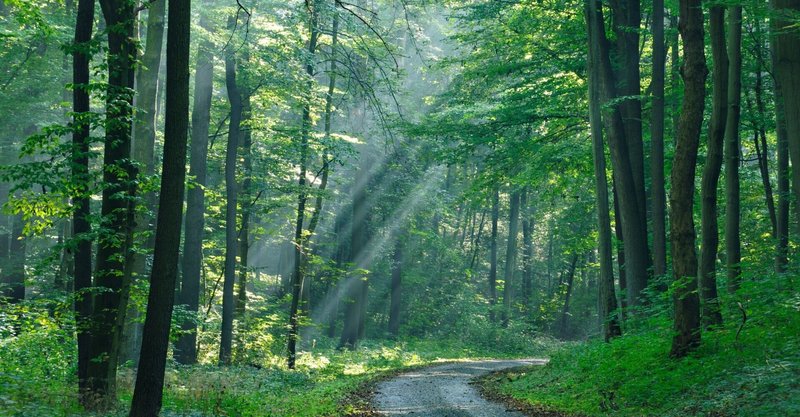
(772, 19, 790, 272)
(175, 2, 213, 365)
(699, 5, 727, 328)
(724, 5, 743, 294)
(128, 0, 190, 412)
(520, 189, 534, 310)
(651, 0, 667, 279)
(586, 1, 622, 340)
(670, 0, 706, 358)
(501, 189, 520, 327)
(88, 0, 137, 404)
(388, 236, 403, 336)
(219, 15, 243, 366)
(71, 0, 94, 401)
(771, 0, 800, 251)
(488, 187, 499, 321)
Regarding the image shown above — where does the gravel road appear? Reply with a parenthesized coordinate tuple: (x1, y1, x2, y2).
(372, 359, 546, 416)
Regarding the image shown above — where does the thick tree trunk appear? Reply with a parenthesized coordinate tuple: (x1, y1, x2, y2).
(501, 190, 520, 326)
(88, 0, 137, 404)
(175, 3, 213, 365)
(71, 0, 94, 401)
(772, 24, 790, 272)
(699, 5, 727, 328)
(586, 2, 621, 340)
(670, 0, 706, 358)
(128, 0, 190, 413)
(771, 0, 800, 246)
(724, 5, 743, 293)
(220, 15, 243, 366)
(122, 0, 165, 367)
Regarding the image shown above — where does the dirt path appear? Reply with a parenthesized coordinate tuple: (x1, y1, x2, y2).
(372, 359, 546, 416)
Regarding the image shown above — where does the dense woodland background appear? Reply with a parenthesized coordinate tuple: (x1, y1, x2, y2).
(0, 0, 798, 416)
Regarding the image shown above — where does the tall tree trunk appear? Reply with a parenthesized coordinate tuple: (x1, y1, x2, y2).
(591, 0, 650, 307)
(122, 0, 166, 367)
(219, 15, 243, 366)
(699, 5, 727, 328)
(772, 21, 790, 272)
(520, 189, 534, 310)
(501, 190, 520, 327)
(669, 0, 706, 358)
(725, 5, 743, 293)
(586, 2, 621, 340)
(128, 0, 190, 412)
(2, 214, 25, 302)
(558, 255, 579, 338)
(175, 2, 213, 365)
(288, 2, 320, 368)
(88, 0, 137, 404)
(651, 0, 667, 279)
(771, 0, 800, 252)
(71, 0, 94, 401)
(237, 92, 252, 322)
(612, 183, 627, 313)
(488, 187, 499, 321)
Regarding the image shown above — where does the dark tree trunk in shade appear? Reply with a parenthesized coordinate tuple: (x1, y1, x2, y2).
(670, 0, 706, 358)
(220, 15, 243, 366)
(175, 3, 213, 365)
(88, 0, 138, 404)
(122, 0, 165, 367)
(71, 0, 94, 400)
(502, 190, 520, 327)
(772, 22, 790, 272)
(388, 236, 403, 336)
(591, 0, 650, 307)
(699, 5, 727, 328)
(128, 0, 191, 413)
(612, 176, 627, 314)
(771, 0, 800, 265)
(650, 0, 667, 279)
(488, 188, 499, 321)
(724, 5, 743, 294)
(586, 1, 621, 339)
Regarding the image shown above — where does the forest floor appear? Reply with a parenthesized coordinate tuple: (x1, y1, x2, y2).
(369, 359, 545, 416)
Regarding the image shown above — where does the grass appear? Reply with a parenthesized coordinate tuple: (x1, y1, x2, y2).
(481, 274, 800, 417)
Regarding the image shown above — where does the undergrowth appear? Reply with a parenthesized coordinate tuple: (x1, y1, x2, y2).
(483, 271, 800, 417)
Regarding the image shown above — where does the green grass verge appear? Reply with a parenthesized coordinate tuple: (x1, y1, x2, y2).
(482, 277, 800, 417)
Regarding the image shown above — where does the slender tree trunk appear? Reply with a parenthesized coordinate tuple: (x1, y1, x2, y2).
(237, 92, 252, 321)
(651, 0, 667, 279)
(388, 236, 403, 336)
(612, 183, 627, 313)
(558, 255, 579, 338)
(3, 215, 25, 302)
(586, 2, 621, 340)
(771, 0, 800, 250)
(175, 3, 213, 365)
(288, 3, 320, 368)
(71, 0, 94, 401)
(122, 0, 166, 367)
(699, 5, 727, 328)
(220, 15, 243, 366)
(502, 190, 520, 326)
(670, 0, 706, 358)
(488, 187, 499, 321)
(128, 0, 190, 413)
(725, 5, 743, 293)
(520, 189, 534, 310)
(88, 0, 138, 404)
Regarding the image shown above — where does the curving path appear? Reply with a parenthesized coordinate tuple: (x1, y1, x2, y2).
(372, 359, 546, 416)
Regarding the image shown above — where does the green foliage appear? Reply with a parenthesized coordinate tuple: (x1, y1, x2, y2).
(483, 268, 800, 417)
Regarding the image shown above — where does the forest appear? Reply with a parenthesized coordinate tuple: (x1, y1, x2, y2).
(0, 0, 798, 416)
